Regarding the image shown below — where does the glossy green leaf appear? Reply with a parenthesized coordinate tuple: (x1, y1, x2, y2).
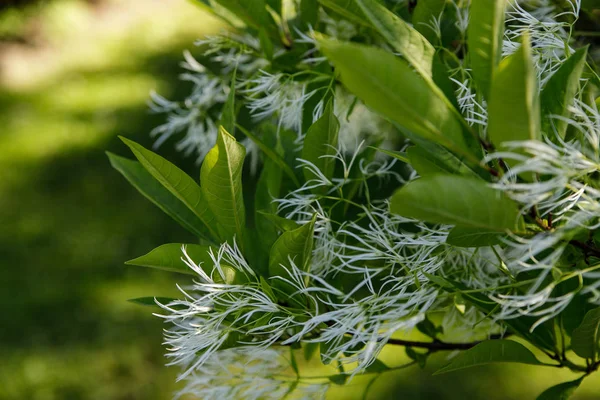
(412, 0, 445, 45)
(119, 137, 219, 240)
(107, 152, 214, 241)
(319, 0, 435, 78)
(571, 307, 600, 359)
(488, 35, 541, 148)
(536, 378, 584, 400)
(446, 226, 505, 247)
(541, 46, 588, 138)
(201, 127, 247, 244)
(318, 38, 472, 158)
(301, 100, 339, 191)
(390, 175, 522, 231)
(126, 243, 211, 276)
(269, 215, 317, 292)
(433, 51, 460, 110)
(434, 340, 543, 375)
(468, 0, 506, 99)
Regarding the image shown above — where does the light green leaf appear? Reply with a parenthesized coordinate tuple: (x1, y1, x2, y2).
(488, 34, 541, 148)
(119, 137, 219, 240)
(536, 378, 584, 400)
(571, 307, 600, 359)
(390, 175, 522, 231)
(468, 0, 506, 99)
(541, 46, 588, 138)
(107, 152, 214, 241)
(434, 340, 544, 375)
(201, 127, 247, 244)
(126, 243, 211, 276)
(269, 215, 317, 294)
(301, 100, 339, 191)
(319, 0, 435, 78)
(412, 0, 445, 45)
(318, 38, 473, 159)
(446, 226, 505, 247)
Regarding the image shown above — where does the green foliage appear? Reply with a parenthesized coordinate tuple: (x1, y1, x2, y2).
(108, 0, 600, 398)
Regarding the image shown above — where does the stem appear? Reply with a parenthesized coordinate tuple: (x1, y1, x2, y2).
(385, 333, 507, 351)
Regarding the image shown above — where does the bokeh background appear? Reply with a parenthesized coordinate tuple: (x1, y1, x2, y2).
(0, 0, 599, 399)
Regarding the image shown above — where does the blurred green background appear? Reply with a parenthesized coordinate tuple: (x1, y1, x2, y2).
(0, 1, 598, 399)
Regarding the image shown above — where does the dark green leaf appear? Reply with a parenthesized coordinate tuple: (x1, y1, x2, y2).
(390, 175, 522, 231)
(119, 137, 220, 240)
(571, 307, 600, 359)
(328, 374, 348, 385)
(200, 127, 247, 244)
(468, 0, 506, 99)
(300, 0, 319, 27)
(365, 359, 390, 373)
(371, 147, 409, 163)
(541, 47, 588, 138)
(412, 0, 445, 45)
(434, 340, 543, 375)
(107, 152, 214, 241)
(301, 100, 339, 191)
(405, 346, 427, 368)
(536, 378, 584, 400)
(487, 34, 541, 148)
(416, 315, 443, 339)
(303, 342, 320, 361)
(258, 211, 300, 232)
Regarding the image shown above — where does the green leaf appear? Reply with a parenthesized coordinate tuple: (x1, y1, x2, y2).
(318, 38, 473, 158)
(412, 0, 445, 45)
(467, 0, 506, 99)
(328, 374, 348, 385)
(258, 211, 300, 232)
(107, 152, 214, 241)
(201, 127, 247, 244)
(236, 124, 300, 187)
(541, 46, 588, 138)
(303, 342, 320, 361)
(571, 306, 600, 359)
(214, 0, 274, 31)
(390, 175, 522, 231)
(432, 51, 460, 110)
(365, 359, 390, 373)
(119, 137, 219, 240)
(434, 340, 544, 375)
(446, 226, 505, 247)
(126, 243, 241, 284)
(416, 315, 443, 339)
(220, 69, 237, 134)
(300, 0, 319, 27)
(488, 34, 541, 148)
(269, 215, 317, 294)
(301, 100, 339, 191)
(536, 378, 584, 400)
(405, 347, 428, 368)
(319, 0, 435, 79)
